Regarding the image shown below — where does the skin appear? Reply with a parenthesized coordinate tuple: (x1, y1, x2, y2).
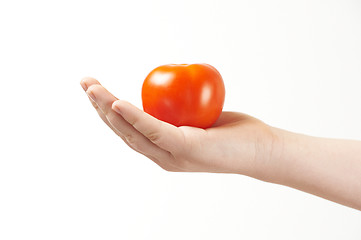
(80, 77, 361, 211)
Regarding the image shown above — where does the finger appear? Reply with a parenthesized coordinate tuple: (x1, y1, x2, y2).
(81, 78, 181, 171)
(89, 97, 139, 154)
(111, 100, 185, 154)
(80, 77, 142, 154)
(80, 77, 122, 136)
(81, 77, 119, 103)
(86, 93, 124, 137)
(80, 76, 115, 130)
(86, 84, 176, 166)
(80, 77, 101, 91)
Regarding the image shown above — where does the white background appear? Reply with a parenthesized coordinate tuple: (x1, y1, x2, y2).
(0, 0, 360, 239)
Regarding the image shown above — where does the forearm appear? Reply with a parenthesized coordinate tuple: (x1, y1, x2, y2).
(270, 128, 361, 210)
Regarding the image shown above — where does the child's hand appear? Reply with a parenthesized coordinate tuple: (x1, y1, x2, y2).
(80, 77, 278, 180)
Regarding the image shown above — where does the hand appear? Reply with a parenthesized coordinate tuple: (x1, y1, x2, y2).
(80, 77, 278, 180)
(80, 77, 361, 210)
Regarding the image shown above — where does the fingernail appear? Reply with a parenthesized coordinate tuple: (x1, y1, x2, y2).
(86, 89, 96, 101)
(80, 80, 88, 91)
(112, 104, 121, 114)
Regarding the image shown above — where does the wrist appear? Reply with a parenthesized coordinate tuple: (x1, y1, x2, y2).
(251, 125, 288, 183)
(262, 127, 312, 186)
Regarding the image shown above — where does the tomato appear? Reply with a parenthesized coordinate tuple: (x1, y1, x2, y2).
(142, 63, 225, 128)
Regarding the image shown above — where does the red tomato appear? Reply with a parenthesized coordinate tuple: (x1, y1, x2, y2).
(142, 63, 225, 128)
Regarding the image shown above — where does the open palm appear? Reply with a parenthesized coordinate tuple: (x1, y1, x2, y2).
(81, 77, 275, 178)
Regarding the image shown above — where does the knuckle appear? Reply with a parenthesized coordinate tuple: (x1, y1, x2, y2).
(125, 134, 137, 146)
(146, 131, 161, 143)
(128, 117, 138, 127)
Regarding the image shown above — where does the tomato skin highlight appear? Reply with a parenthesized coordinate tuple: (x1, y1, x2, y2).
(142, 63, 225, 129)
